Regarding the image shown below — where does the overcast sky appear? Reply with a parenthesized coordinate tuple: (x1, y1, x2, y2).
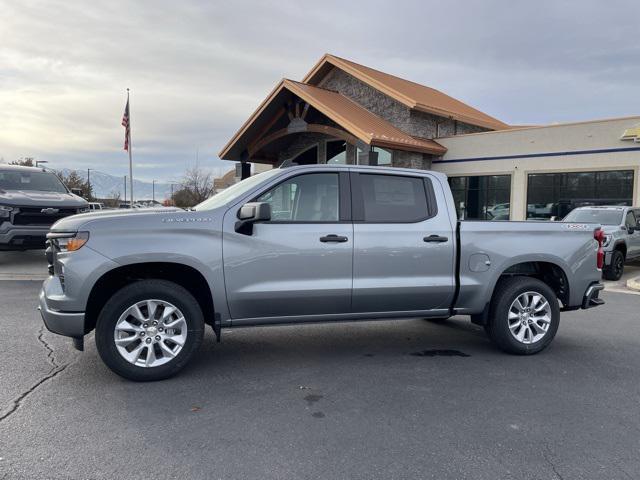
(1, 0, 638, 181)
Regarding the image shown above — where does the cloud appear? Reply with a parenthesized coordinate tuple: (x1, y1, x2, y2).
(0, 0, 638, 180)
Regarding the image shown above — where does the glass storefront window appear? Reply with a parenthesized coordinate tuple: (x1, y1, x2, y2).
(526, 170, 634, 220)
(325, 142, 391, 165)
(373, 147, 392, 165)
(326, 141, 347, 164)
(448, 175, 511, 220)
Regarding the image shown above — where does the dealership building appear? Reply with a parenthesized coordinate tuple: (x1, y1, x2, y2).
(219, 54, 640, 220)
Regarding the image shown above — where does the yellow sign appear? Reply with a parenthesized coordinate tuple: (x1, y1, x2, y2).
(621, 124, 640, 142)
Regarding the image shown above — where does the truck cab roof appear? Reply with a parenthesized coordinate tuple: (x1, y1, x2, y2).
(0, 164, 49, 173)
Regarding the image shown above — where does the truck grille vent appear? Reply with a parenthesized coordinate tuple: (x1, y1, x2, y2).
(13, 207, 79, 226)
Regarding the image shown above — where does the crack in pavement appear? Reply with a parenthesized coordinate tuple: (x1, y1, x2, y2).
(0, 327, 71, 422)
(542, 444, 564, 480)
(37, 326, 60, 369)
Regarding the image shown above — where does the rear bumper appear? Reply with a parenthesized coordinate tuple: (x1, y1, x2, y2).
(38, 278, 85, 337)
(582, 282, 605, 309)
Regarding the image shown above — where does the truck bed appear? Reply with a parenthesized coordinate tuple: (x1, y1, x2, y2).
(454, 220, 602, 314)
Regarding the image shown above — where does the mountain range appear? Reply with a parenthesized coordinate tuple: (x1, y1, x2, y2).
(60, 167, 231, 201)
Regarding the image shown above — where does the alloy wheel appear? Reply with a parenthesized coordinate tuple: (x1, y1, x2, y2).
(614, 255, 624, 278)
(507, 291, 552, 344)
(113, 299, 188, 367)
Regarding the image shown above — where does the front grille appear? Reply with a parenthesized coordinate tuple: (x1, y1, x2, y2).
(12, 207, 79, 226)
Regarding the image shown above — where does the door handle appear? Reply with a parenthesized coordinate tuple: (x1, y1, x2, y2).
(320, 234, 348, 243)
(423, 235, 448, 243)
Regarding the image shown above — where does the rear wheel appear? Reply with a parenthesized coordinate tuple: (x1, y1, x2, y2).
(485, 277, 560, 355)
(95, 280, 204, 381)
(603, 250, 624, 281)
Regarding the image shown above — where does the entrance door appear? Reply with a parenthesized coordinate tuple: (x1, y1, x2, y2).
(350, 172, 455, 314)
(223, 171, 353, 320)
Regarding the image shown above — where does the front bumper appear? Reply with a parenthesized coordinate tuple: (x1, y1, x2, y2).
(38, 276, 85, 337)
(604, 250, 613, 266)
(582, 282, 605, 309)
(0, 224, 49, 250)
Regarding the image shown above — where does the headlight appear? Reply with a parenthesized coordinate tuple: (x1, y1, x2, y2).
(47, 231, 90, 252)
(0, 205, 13, 219)
(602, 234, 612, 247)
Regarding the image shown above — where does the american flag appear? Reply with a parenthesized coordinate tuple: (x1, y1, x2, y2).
(121, 98, 130, 151)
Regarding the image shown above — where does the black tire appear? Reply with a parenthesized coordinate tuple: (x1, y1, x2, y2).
(485, 276, 560, 355)
(95, 279, 204, 381)
(603, 250, 624, 281)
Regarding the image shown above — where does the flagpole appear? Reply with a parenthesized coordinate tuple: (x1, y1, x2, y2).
(127, 88, 134, 206)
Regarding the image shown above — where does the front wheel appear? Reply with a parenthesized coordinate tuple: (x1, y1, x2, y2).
(603, 250, 624, 281)
(95, 280, 204, 381)
(485, 277, 560, 355)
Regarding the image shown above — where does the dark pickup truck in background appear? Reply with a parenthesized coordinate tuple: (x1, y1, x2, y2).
(0, 165, 88, 250)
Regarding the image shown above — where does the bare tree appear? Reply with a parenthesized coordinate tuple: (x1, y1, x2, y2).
(10, 157, 35, 166)
(56, 170, 93, 200)
(171, 166, 215, 207)
(104, 190, 121, 208)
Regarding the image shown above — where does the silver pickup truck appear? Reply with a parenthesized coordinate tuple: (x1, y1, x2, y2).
(563, 206, 640, 281)
(39, 165, 605, 381)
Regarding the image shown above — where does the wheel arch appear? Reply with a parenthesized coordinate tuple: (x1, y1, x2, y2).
(613, 241, 627, 259)
(84, 262, 215, 334)
(472, 260, 570, 325)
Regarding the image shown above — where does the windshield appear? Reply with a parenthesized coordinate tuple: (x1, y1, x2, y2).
(563, 209, 623, 225)
(193, 169, 282, 211)
(0, 169, 68, 193)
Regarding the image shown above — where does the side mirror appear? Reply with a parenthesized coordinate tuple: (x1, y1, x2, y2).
(629, 226, 636, 234)
(235, 202, 271, 235)
(70, 188, 83, 196)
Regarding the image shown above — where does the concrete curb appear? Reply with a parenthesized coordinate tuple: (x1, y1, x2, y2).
(627, 276, 640, 292)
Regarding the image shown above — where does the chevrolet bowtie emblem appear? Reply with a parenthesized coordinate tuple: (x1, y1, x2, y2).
(41, 208, 60, 214)
(620, 124, 640, 143)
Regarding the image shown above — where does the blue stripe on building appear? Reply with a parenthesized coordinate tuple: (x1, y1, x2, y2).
(435, 146, 640, 164)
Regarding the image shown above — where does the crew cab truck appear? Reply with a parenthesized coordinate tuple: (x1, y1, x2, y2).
(39, 165, 605, 381)
(563, 206, 640, 281)
(0, 165, 88, 250)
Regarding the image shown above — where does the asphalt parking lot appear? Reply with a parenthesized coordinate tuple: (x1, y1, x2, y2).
(1, 254, 640, 479)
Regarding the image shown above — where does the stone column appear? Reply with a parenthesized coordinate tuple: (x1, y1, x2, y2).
(346, 143, 356, 164)
(358, 148, 378, 166)
(392, 150, 426, 169)
(510, 167, 526, 221)
(317, 140, 327, 164)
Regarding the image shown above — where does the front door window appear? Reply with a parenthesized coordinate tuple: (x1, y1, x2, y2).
(256, 173, 339, 222)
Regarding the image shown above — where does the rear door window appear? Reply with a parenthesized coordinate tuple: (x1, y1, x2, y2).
(356, 174, 432, 223)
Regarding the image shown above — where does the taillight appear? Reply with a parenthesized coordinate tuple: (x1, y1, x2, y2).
(594, 228, 605, 270)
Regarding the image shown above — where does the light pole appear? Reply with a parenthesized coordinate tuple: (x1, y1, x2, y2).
(123, 175, 127, 206)
(152, 180, 155, 203)
(87, 168, 92, 201)
(35, 160, 48, 168)
(168, 180, 180, 205)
